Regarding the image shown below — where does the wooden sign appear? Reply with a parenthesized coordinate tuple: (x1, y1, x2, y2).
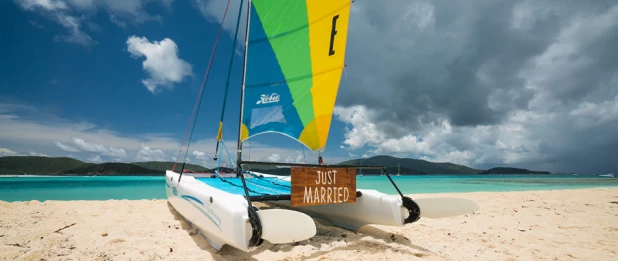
(290, 166, 356, 207)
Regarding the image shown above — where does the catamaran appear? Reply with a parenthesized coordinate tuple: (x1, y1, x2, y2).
(165, 0, 479, 252)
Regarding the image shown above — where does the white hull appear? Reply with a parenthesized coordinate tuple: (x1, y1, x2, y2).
(166, 170, 478, 251)
(250, 172, 479, 230)
(166, 170, 254, 251)
(250, 172, 409, 231)
(165, 170, 407, 249)
(274, 189, 408, 230)
(165, 170, 317, 251)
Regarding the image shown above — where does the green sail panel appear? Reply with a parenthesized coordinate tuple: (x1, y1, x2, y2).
(241, 0, 352, 152)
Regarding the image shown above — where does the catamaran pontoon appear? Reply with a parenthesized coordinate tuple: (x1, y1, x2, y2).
(165, 0, 479, 252)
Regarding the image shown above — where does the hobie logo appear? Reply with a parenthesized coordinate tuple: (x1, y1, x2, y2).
(206, 205, 222, 226)
(256, 93, 280, 104)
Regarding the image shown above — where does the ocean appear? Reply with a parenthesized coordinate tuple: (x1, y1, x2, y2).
(0, 174, 616, 202)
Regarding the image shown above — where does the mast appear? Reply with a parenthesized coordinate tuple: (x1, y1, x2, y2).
(235, 0, 252, 202)
(213, 0, 246, 162)
(236, 0, 251, 170)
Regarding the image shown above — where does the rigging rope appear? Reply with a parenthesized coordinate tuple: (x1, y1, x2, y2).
(213, 0, 246, 160)
(213, 141, 276, 196)
(172, 0, 232, 172)
(301, 143, 306, 164)
(248, 139, 251, 162)
(217, 176, 269, 195)
(245, 172, 292, 189)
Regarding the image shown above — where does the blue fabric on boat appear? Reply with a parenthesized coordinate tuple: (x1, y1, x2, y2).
(196, 177, 291, 196)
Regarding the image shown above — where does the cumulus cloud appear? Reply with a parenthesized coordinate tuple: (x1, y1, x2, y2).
(126, 36, 193, 94)
(285, 150, 306, 164)
(0, 100, 344, 166)
(136, 143, 166, 162)
(419, 151, 473, 166)
(64, 0, 165, 18)
(266, 153, 280, 162)
(336, 103, 571, 172)
(71, 137, 127, 159)
(192, 150, 207, 160)
(0, 148, 49, 157)
(54, 141, 80, 152)
(17, 0, 67, 10)
(191, 0, 247, 41)
(331, 0, 618, 174)
(29, 151, 50, 157)
(12, 0, 172, 46)
(569, 95, 618, 128)
(0, 148, 18, 156)
(14, 0, 95, 46)
(88, 155, 103, 163)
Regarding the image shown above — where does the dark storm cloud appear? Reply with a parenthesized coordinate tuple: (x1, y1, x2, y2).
(513, 114, 618, 174)
(334, 0, 618, 174)
(339, 0, 615, 128)
(197, 0, 618, 173)
(545, 24, 618, 103)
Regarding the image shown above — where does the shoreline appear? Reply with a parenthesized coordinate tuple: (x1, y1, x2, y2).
(1, 187, 617, 260)
(1, 173, 613, 176)
(1, 186, 618, 203)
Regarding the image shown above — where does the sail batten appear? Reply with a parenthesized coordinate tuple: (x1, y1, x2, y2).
(242, 0, 351, 152)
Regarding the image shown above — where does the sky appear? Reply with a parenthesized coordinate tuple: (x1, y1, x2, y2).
(1, 0, 617, 174)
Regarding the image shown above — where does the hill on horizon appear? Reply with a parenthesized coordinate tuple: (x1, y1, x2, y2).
(55, 163, 164, 176)
(338, 155, 483, 174)
(0, 156, 91, 175)
(0, 155, 551, 175)
(132, 161, 209, 172)
(479, 167, 550, 175)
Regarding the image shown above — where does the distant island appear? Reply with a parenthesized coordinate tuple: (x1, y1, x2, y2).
(479, 167, 550, 175)
(55, 163, 165, 176)
(0, 155, 552, 176)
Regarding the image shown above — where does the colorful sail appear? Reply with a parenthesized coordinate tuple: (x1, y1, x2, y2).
(241, 0, 351, 152)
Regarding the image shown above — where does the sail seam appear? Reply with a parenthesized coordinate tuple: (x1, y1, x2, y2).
(246, 65, 344, 88)
(248, 2, 351, 44)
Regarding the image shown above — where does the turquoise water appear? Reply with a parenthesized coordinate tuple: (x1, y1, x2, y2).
(0, 175, 617, 202)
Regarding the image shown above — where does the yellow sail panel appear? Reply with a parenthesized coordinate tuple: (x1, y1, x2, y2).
(306, 0, 351, 150)
(243, 0, 351, 151)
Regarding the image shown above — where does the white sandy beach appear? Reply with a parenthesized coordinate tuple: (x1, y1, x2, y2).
(1, 187, 617, 261)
